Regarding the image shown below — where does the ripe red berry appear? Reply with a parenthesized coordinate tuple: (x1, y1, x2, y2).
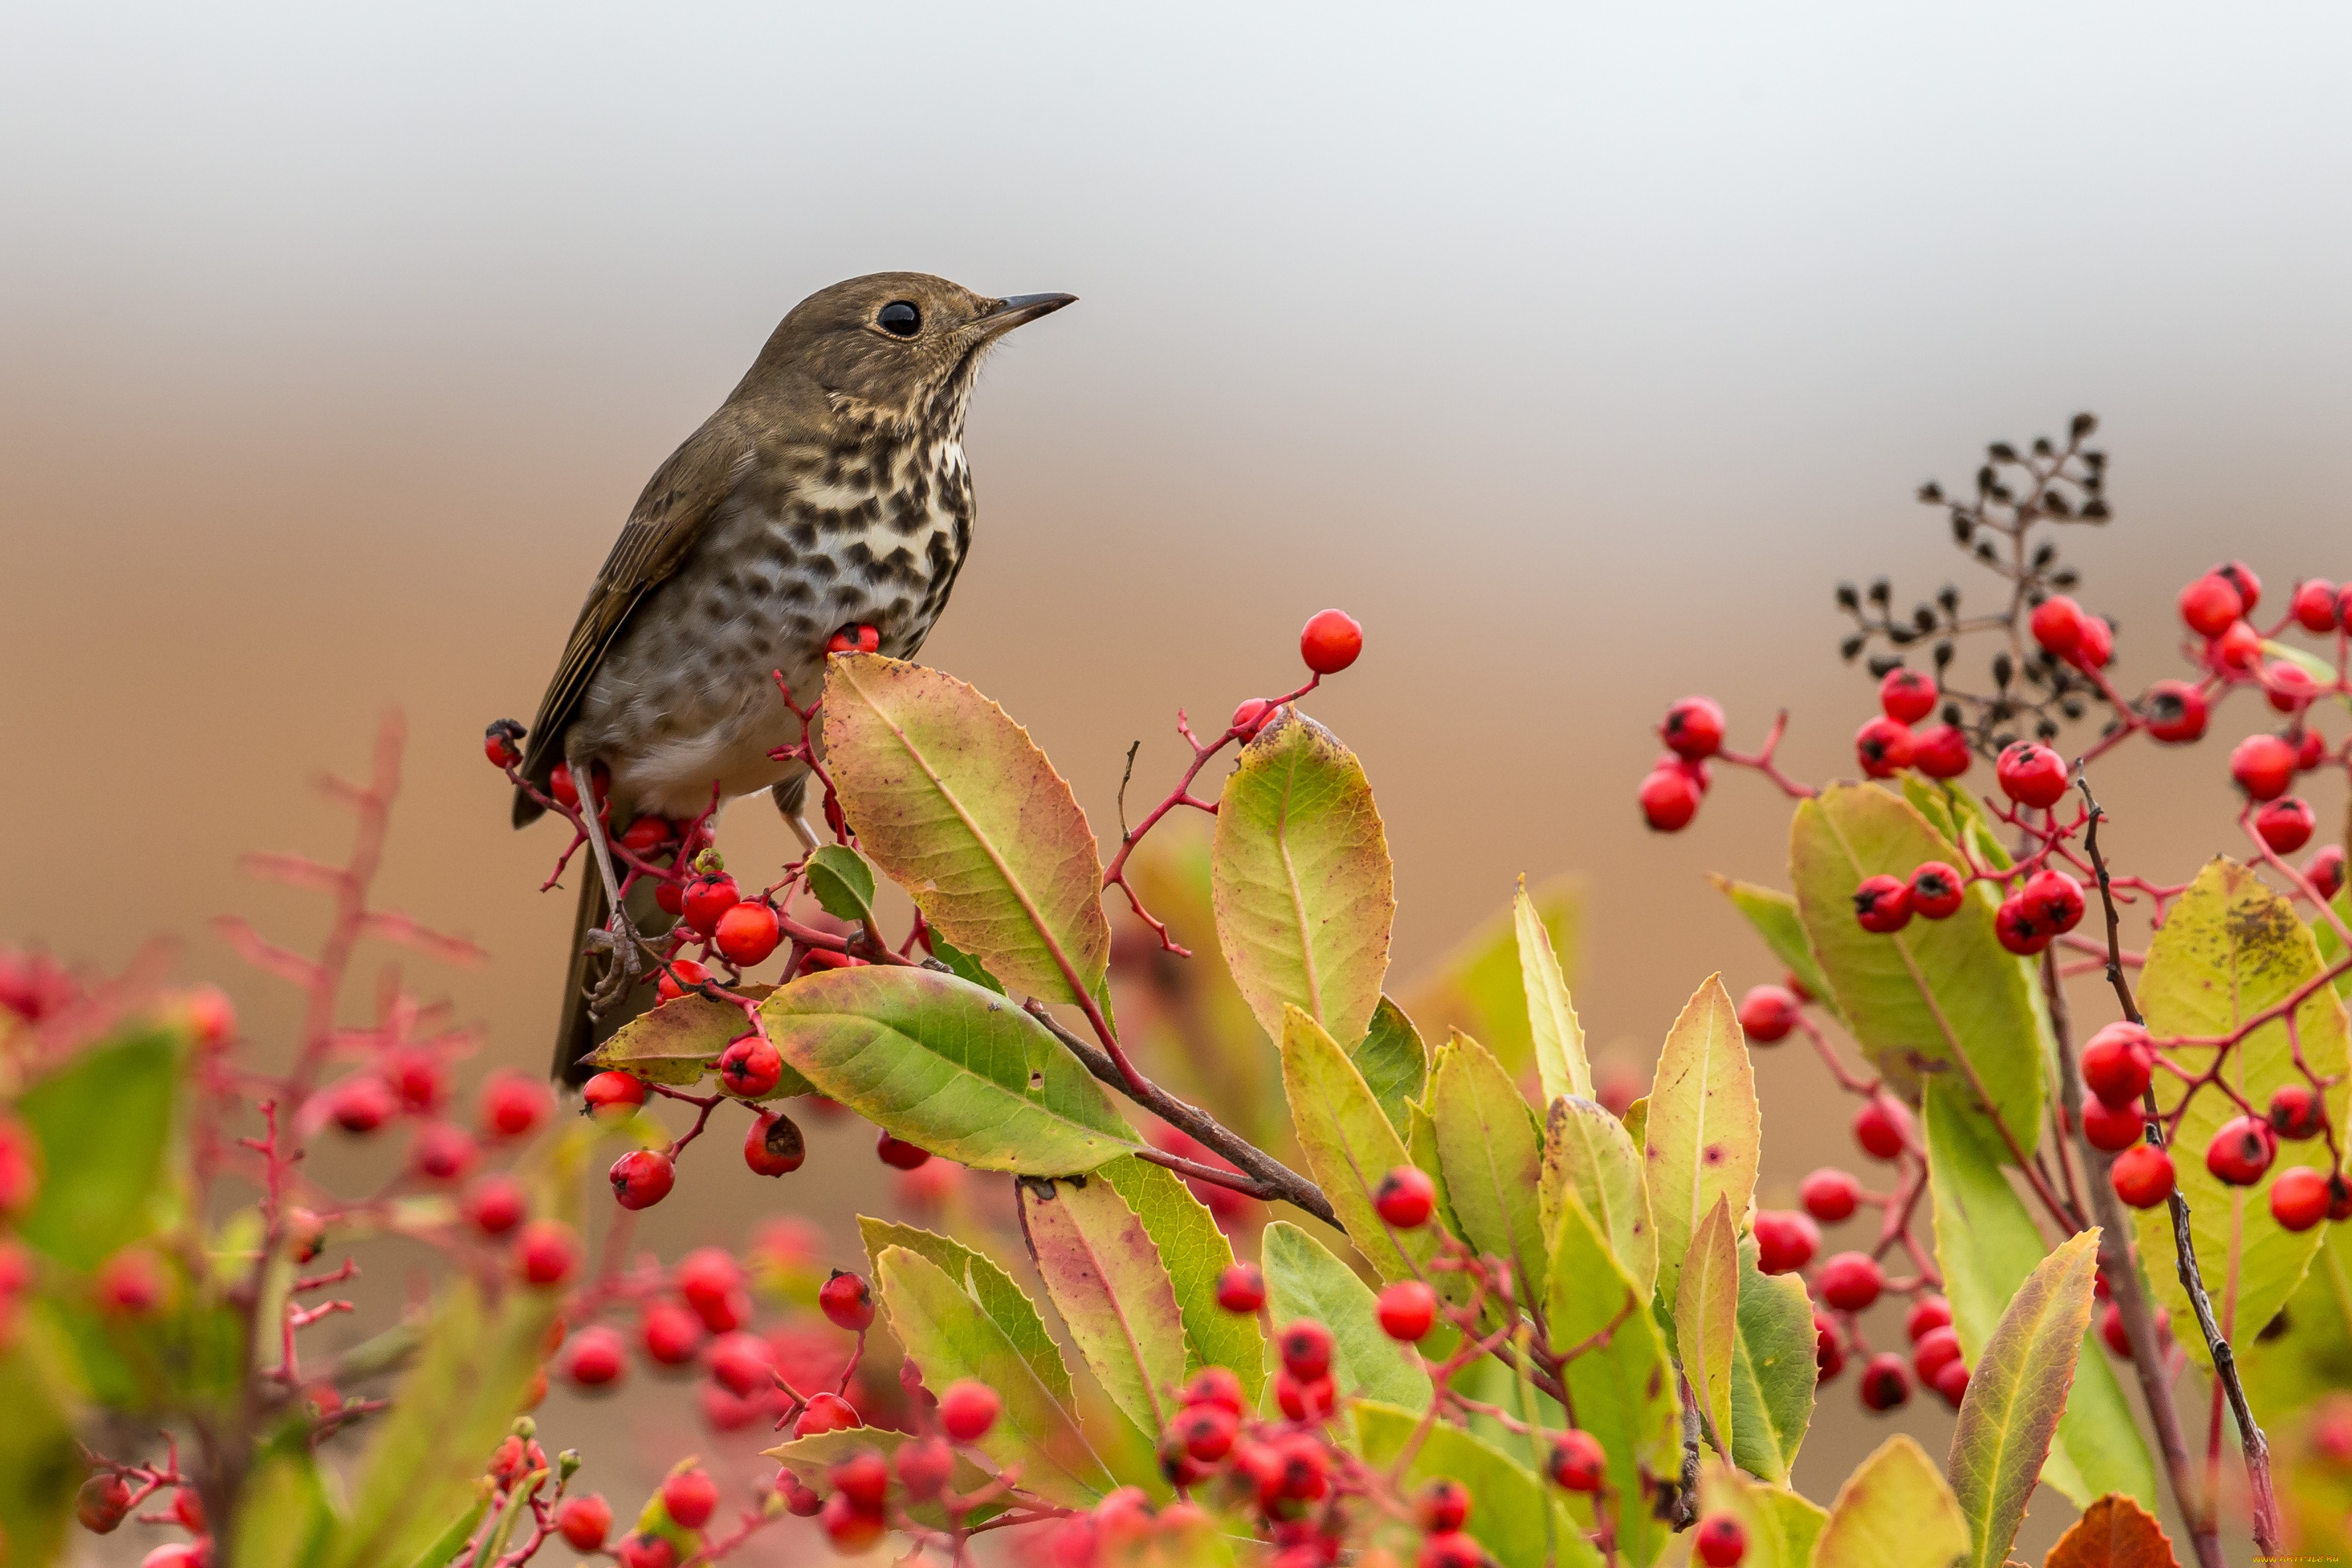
(1174, 1402, 1239, 1463)
(617, 814, 674, 856)
(1996, 742, 2069, 809)
(463, 1173, 525, 1236)
(2069, 614, 2114, 673)
(2232, 733, 2298, 800)
(829, 1449, 889, 1514)
(2296, 729, 2328, 770)
(655, 959, 711, 1004)
(1662, 696, 1727, 760)
(1546, 1428, 1607, 1492)
(608, 1149, 674, 1210)
(2269, 1082, 2327, 1141)
(1278, 1318, 1335, 1382)
(1275, 1369, 1338, 1420)
(714, 902, 782, 967)
(674, 1245, 739, 1314)
(680, 872, 740, 937)
(2080, 1096, 2147, 1153)
(618, 1532, 679, 1568)
(1752, 1210, 1820, 1275)
(876, 1131, 932, 1169)
(1419, 1530, 1486, 1568)
(1696, 1513, 1748, 1567)
(2328, 1173, 2352, 1222)
(706, 1330, 775, 1397)
(409, 1121, 478, 1183)
(717, 1033, 784, 1098)
(476, 1069, 551, 1141)
(1818, 1251, 1884, 1312)
(1905, 1294, 1952, 1341)
(2143, 680, 2210, 744)
(1183, 1366, 1247, 1414)
(826, 623, 882, 655)
(639, 1298, 704, 1365)
(819, 1491, 883, 1552)
(2213, 618, 2264, 673)
(1878, 668, 1937, 723)
(76, 1473, 132, 1534)
(940, 1378, 1002, 1443)
(1852, 875, 1911, 933)
(2206, 1115, 2278, 1186)
(1911, 1324, 1962, 1383)
(1738, 984, 1799, 1043)
(895, 1437, 955, 1500)
(819, 1270, 875, 1333)
(1216, 1263, 1266, 1314)
(2216, 560, 2263, 613)
(1376, 1280, 1437, 1341)
(796, 1390, 862, 1437)
(2021, 868, 2085, 934)
(1374, 1165, 1436, 1228)
(744, 1108, 806, 1175)
(565, 1324, 626, 1389)
(2308, 844, 2345, 900)
(580, 1070, 648, 1120)
(2180, 572, 2244, 637)
(516, 1219, 581, 1286)
(1858, 1352, 1911, 1412)
(1638, 766, 1702, 832)
(2256, 796, 2317, 855)
(1932, 1359, 1970, 1406)
(484, 721, 525, 770)
(2081, 1022, 2155, 1108)
(1299, 609, 1364, 675)
(2271, 1166, 2331, 1232)
(1799, 1167, 1862, 1224)
(1994, 896, 2050, 957)
(1852, 1096, 1913, 1161)
(331, 1074, 399, 1134)
(653, 1465, 719, 1530)
(1854, 715, 1915, 778)
(1230, 698, 1273, 740)
(2029, 595, 2088, 657)
(1814, 1311, 1844, 1381)
(1407, 1478, 1471, 1536)
(555, 1494, 612, 1551)
(2265, 660, 2321, 714)
(2098, 1300, 2137, 1359)
(2110, 1144, 2176, 1209)
(1910, 723, 1972, 779)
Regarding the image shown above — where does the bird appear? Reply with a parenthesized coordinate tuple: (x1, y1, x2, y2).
(507, 272, 1075, 1080)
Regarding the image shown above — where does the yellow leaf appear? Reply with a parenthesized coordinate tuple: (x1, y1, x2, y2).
(1644, 975, 1760, 1306)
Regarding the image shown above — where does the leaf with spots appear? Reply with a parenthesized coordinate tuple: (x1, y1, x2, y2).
(1642, 974, 1760, 1308)
(2041, 1494, 2181, 1568)
(1093, 1156, 1265, 1398)
(583, 988, 810, 1095)
(1811, 1434, 1970, 1568)
(1016, 1175, 1187, 1442)
(1540, 1094, 1656, 1299)
(1430, 1031, 1550, 1308)
(1694, 1460, 1829, 1568)
(1726, 1234, 1814, 1484)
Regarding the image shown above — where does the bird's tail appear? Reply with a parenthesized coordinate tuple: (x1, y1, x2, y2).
(551, 870, 672, 1083)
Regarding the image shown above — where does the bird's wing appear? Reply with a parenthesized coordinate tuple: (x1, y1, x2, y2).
(512, 414, 760, 825)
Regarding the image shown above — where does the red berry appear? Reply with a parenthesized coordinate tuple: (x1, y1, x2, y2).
(2206, 1115, 2278, 1186)
(1752, 1210, 1819, 1275)
(1275, 1369, 1338, 1420)
(2215, 560, 2263, 613)
(2309, 844, 2346, 900)
(1994, 896, 2050, 956)
(1278, 1319, 1335, 1381)
(478, 1069, 551, 1140)
(1175, 1402, 1239, 1462)
(1799, 1167, 1862, 1223)
(1814, 1312, 1845, 1381)
(2232, 733, 2298, 800)
(2180, 572, 2244, 637)
(1911, 1324, 1962, 1382)
(714, 902, 782, 967)
(76, 1473, 133, 1534)
(516, 1219, 581, 1286)
(875, 1131, 931, 1169)
(1216, 1263, 1266, 1313)
(1299, 609, 1363, 675)
(745, 1108, 806, 1175)
(1183, 1365, 1247, 1414)
(2081, 1022, 2155, 1108)
(1638, 766, 1702, 832)
(1416, 1478, 1471, 1534)
(1879, 668, 1937, 723)
(608, 1149, 674, 1210)
(1419, 1530, 1485, 1568)
(464, 1173, 525, 1236)
(172, 1488, 207, 1533)
(1817, 1251, 1884, 1312)
(409, 1121, 478, 1183)
(940, 1379, 1002, 1443)
(581, 1070, 648, 1120)
(1376, 1281, 1436, 1341)
(784, 1482, 824, 1518)
(796, 1391, 862, 1437)
(1932, 1359, 1970, 1406)
(91, 1248, 162, 1315)
(2296, 729, 2329, 770)
(565, 1324, 626, 1388)
(653, 1465, 720, 1530)
(826, 623, 881, 655)
(556, 1494, 612, 1551)
(1904, 1294, 1952, 1341)
(2110, 1145, 2176, 1209)
(617, 815, 672, 855)
(1911, 723, 1972, 779)
(717, 1033, 784, 1098)
(820, 1269, 876, 1332)
(2329, 1173, 2352, 1222)
(1852, 875, 1911, 933)
(1374, 1165, 1436, 1228)
(2265, 660, 2321, 713)
(819, 1492, 883, 1553)
(706, 1330, 775, 1397)
(1996, 742, 2069, 809)
(2098, 1299, 2144, 1359)
(2271, 1166, 2331, 1232)
(386, 1047, 447, 1112)
(2214, 618, 2263, 673)
(656, 879, 685, 916)
(331, 1074, 399, 1134)
(1852, 1097, 1913, 1161)
(2256, 796, 2317, 855)
(484, 722, 524, 769)
(1230, 698, 1273, 740)
(1662, 696, 1727, 760)
(1854, 715, 1915, 778)
(1546, 1428, 1607, 1492)
(617, 1532, 678, 1568)
(1858, 1352, 1911, 1412)
(2269, 1082, 2327, 1141)
(674, 1246, 739, 1316)
(829, 1449, 889, 1514)
(895, 1437, 955, 1500)
(1738, 984, 1799, 1043)
(2080, 1096, 2147, 1153)
(2029, 595, 2088, 657)
(639, 1298, 704, 1365)
(1696, 1513, 1748, 1567)
(2068, 614, 2114, 673)
(2021, 868, 2085, 934)
(680, 873, 740, 937)
(655, 959, 711, 1004)
(2143, 680, 2210, 744)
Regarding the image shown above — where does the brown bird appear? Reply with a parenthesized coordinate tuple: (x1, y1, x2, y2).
(509, 272, 1075, 1079)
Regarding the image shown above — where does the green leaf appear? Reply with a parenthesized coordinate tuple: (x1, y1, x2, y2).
(1093, 1156, 1265, 1399)
(1811, 1434, 1970, 1568)
(16, 1027, 180, 1269)
(804, 843, 879, 925)
(1541, 1094, 1657, 1301)
(1212, 706, 1395, 1049)
(1516, 877, 1591, 1102)
(928, 933, 1005, 995)
(1947, 1229, 2101, 1568)
(1709, 876, 1839, 1025)
(1923, 1080, 2154, 1507)
(823, 653, 1110, 1005)
(0, 1347, 80, 1567)
(582, 987, 809, 1093)
(1694, 1461, 1828, 1568)
(235, 1428, 341, 1568)
(1546, 1192, 1680, 1567)
(763, 1427, 999, 1528)
(2133, 858, 2352, 1366)
(1280, 1006, 1454, 1288)
(397, 1503, 487, 1568)
(857, 1218, 1075, 1406)
(1642, 975, 1760, 1308)
(1016, 1176, 1188, 1439)
(1789, 782, 2049, 1159)
(875, 1245, 1111, 1505)
(1259, 1222, 1430, 1411)
(1674, 1196, 1737, 1457)
(1726, 1236, 1814, 1484)
(1403, 874, 1583, 1080)
(1352, 995, 1428, 1137)
(1354, 1400, 1602, 1568)
(1430, 1033, 1549, 1306)
(762, 967, 1138, 1173)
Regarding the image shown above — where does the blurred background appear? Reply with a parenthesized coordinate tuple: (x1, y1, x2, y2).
(5, 1, 2349, 1560)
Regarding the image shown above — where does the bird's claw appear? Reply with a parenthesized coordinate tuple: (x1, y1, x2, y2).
(580, 911, 645, 1018)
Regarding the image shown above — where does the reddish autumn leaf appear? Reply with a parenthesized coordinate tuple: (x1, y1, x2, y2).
(2043, 1494, 2179, 1568)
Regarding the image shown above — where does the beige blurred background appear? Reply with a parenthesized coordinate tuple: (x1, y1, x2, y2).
(6, 1, 2349, 1561)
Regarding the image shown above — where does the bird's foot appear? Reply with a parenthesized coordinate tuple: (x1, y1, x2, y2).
(579, 912, 645, 1018)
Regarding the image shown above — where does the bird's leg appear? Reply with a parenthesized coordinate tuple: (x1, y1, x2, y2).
(772, 774, 822, 855)
(571, 766, 643, 1015)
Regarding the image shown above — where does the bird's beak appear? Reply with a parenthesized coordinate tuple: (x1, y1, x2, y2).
(976, 292, 1077, 338)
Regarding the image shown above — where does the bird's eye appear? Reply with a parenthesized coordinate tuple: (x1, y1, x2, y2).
(877, 301, 920, 338)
